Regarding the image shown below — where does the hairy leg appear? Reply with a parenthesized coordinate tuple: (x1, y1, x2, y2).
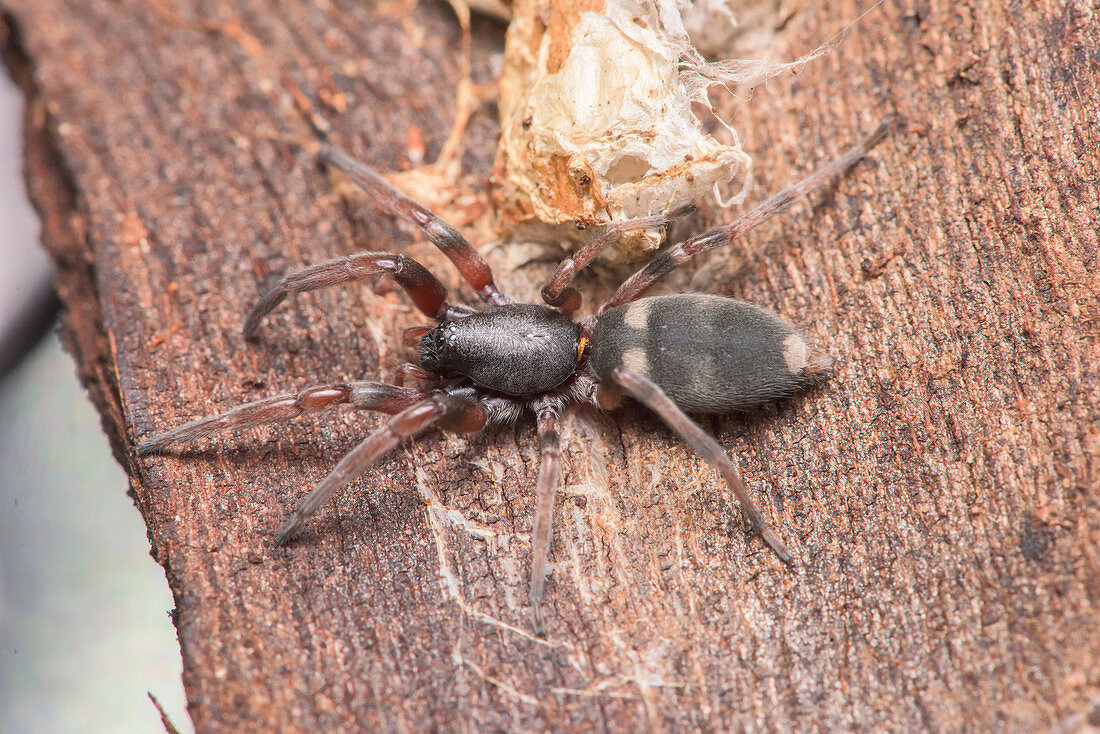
(138, 382, 430, 454)
(529, 402, 562, 636)
(276, 392, 487, 544)
(602, 118, 895, 311)
(609, 367, 792, 564)
(319, 145, 511, 307)
(244, 251, 455, 339)
(393, 362, 435, 387)
(541, 207, 695, 313)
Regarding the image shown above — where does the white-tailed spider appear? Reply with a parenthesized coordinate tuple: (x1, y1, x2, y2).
(140, 119, 891, 634)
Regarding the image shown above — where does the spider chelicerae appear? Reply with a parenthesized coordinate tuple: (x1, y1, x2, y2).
(140, 119, 890, 635)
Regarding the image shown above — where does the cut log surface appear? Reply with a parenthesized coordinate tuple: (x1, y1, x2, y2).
(3, 0, 1098, 731)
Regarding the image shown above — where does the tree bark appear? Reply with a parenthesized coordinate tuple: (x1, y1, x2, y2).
(3, 0, 1098, 731)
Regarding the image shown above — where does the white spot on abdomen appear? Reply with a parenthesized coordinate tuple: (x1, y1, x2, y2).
(783, 333, 810, 373)
(622, 299, 651, 330)
(621, 347, 649, 377)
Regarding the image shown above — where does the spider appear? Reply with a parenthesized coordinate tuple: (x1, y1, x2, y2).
(140, 119, 891, 635)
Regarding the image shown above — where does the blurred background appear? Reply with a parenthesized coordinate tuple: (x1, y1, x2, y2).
(0, 64, 190, 732)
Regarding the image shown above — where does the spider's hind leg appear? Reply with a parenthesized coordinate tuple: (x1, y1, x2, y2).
(608, 366, 793, 565)
(602, 117, 896, 311)
(529, 402, 563, 636)
(540, 207, 695, 314)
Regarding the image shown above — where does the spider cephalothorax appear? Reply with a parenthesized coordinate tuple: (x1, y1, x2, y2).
(418, 304, 581, 395)
(140, 120, 890, 635)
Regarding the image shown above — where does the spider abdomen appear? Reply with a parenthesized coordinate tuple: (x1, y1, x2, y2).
(420, 304, 581, 396)
(589, 294, 834, 414)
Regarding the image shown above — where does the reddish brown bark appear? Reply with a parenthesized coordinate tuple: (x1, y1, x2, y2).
(3, 0, 1098, 731)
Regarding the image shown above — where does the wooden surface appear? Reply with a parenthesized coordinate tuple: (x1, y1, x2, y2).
(4, 0, 1099, 730)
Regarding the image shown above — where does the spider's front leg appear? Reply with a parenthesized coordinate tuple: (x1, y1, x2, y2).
(319, 145, 512, 308)
(275, 392, 487, 544)
(243, 251, 463, 339)
(138, 382, 431, 454)
(141, 383, 488, 546)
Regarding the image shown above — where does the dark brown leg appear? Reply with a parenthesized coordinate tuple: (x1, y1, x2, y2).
(319, 145, 512, 307)
(244, 251, 451, 339)
(276, 392, 488, 544)
(138, 382, 430, 454)
(609, 367, 793, 564)
(529, 403, 562, 636)
(602, 118, 895, 311)
(541, 207, 695, 313)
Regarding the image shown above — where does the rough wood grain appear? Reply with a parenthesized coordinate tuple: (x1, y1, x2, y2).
(4, 0, 1098, 731)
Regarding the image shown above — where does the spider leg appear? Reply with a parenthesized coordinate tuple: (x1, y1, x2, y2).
(602, 118, 895, 311)
(529, 402, 562, 636)
(608, 367, 793, 565)
(319, 145, 512, 308)
(541, 207, 695, 313)
(276, 392, 487, 544)
(244, 251, 457, 339)
(138, 382, 430, 454)
(393, 362, 435, 387)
